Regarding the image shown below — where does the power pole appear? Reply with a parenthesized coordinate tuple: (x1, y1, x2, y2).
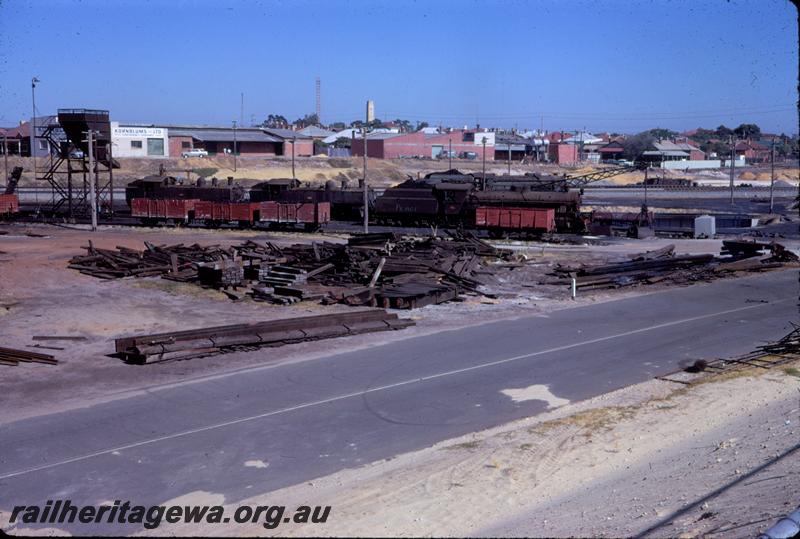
(31, 77, 39, 184)
(291, 136, 296, 179)
(507, 139, 511, 175)
(232, 120, 237, 173)
(362, 126, 368, 233)
(448, 138, 452, 169)
(87, 130, 97, 231)
(240, 93, 244, 126)
(729, 135, 735, 205)
(315, 76, 321, 124)
(769, 142, 775, 214)
(482, 136, 487, 191)
(3, 133, 8, 187)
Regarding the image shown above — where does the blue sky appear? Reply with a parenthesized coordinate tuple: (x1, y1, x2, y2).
(0, 0, 797, 134)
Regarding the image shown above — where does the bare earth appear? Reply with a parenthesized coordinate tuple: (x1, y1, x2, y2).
(1, 223, 798, 538)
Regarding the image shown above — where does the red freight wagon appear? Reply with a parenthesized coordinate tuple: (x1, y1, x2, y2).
(0, 194, 19, 215)
(194, 201, 258, 223)
(475, 206, 555, 233)
(229, 203, 259, 222)
(131, 198, 150, 218)
(258, 201, 330, 229)
(164, 199, 197, 219)
(132, 198, 197, 221)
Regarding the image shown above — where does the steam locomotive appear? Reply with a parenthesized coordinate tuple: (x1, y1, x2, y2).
(125, 169, 588, 235)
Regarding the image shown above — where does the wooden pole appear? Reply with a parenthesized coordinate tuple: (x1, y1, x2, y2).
(87, 130, 97, 231)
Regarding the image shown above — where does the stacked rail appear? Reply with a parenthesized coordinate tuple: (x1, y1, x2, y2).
(115, 309, 414, 364)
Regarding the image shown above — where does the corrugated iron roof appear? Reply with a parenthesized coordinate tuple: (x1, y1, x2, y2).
(168, 128, 281, 143)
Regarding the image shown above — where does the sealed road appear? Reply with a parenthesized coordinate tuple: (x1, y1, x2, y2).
(0, 270, 796, 534)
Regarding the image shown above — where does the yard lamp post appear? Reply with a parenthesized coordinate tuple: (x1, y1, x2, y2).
(31, 77, 40, 182)
(232, 120, 238, 173)
(481, 136, 487, 191)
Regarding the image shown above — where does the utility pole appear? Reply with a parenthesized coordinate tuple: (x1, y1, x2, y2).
(291, 136, 296, 178)
(507, 139, 512, 175)
(3, 133, 8, 187)
(729, 135, 735, 205)
(362, 126, 368, 233)
(481, 136, 487, 191)
(643, 167, 648, 206)
(31, 77, 39, 183)
(232, 120, 237, 173)
(448, 138, 452, 169)
(769, 141, 775, 214)
(240, 93, 244, 126)
(87, 130, 97, 231)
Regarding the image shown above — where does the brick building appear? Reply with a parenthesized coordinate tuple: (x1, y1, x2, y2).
(352, 129, 495, 160)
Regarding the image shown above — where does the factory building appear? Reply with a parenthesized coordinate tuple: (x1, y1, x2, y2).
(351, 129, 495, 160)
(111, 123, 169, 158)
(159, 126, 313, 158)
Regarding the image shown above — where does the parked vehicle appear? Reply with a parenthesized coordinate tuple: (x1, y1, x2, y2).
(181, 148, 209, 158)
(459, 151, 478, 160)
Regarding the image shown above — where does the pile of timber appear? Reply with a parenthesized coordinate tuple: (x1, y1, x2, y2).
(114, 309, 414, 364)
(549, 241, 797, 290)
(70, 232, 510, 309)
(69, 241, 237, 281)
(0, 346, 58, 366)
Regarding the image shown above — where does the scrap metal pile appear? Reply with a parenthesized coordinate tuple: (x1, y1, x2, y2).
(69, 232, 510, 309)
(115, 309, 414, 364)
(549, 239, 798, 291)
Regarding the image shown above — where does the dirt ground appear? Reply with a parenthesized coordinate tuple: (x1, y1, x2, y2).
(2, 222, 799, 538)
(4, 222, 793, 425)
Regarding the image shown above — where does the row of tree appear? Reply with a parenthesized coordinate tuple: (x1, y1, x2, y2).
(619, 124, 797, 160)
(261, 113, 430, 132)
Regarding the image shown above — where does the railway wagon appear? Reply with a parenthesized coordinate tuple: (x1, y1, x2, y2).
(259, 201, 330, 231)
(131, 198, 198, 222)
(475, 206, 555, 234)
(194, 201, 260, 224)
(0, 194, 20, 216)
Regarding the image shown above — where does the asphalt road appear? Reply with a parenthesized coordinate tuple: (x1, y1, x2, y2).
(0, 270, 797, 535)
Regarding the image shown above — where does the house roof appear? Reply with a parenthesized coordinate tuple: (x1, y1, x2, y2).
(365, 132, 405, 140)
(262, 127, 312, 140)
(642, 150, 690, 157)
(298, 125, 337, 138)
(168, 127, 282, 143)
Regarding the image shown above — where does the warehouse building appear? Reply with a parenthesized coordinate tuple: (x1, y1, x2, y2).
(111, 123, 169, 158)
(159, 125, 313, 158)
(352, 129, 495, 160)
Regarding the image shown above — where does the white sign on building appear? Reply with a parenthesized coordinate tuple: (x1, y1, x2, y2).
(111, 122, 169, 158)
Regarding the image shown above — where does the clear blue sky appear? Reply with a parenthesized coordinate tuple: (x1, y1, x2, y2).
(0, 0, 797, 134)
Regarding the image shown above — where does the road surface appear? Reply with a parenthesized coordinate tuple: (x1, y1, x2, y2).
(0, 270, 796, 534)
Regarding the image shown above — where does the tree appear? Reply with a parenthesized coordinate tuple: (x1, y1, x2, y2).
(262, 114, 289, 129)
(329, 122, 346, 131)
(644, 127, 678, 140)
(621, 131, 656, 160)
(293, 113, 319, 129)
(715, 125, 734, 139)
(333, 136, 352, 149)
(368, 118, 386, 129)
(733, 123, 761, 140)
(415, 121, 429, 131)
(393, 119, 413, 132)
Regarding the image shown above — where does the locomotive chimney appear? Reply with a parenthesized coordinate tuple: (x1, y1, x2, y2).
(227, 176, 234, 186)
(211, 177, 219, 187)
